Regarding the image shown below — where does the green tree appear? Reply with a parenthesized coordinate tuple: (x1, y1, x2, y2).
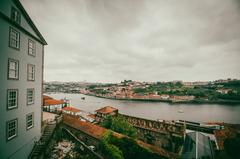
(111, 116, 137, 138)
(224, 135, 240, 158)
(101, 131, 124, 159)
(100, 115, 113, 129)
(101, 116, 137, 138)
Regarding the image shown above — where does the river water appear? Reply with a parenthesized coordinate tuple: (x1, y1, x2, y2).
(47, 93, 240, 124)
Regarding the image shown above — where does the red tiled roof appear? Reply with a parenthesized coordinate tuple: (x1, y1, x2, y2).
(43, 95, 53, 100)
(43, 99, 64, 106)
(62, 106, 81, 113)
(87, 114, 96, 119)
(63, 115, 107, 139)
(95, 106, 118, 114)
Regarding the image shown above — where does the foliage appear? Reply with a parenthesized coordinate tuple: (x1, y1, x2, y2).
(218, 91, 240, 100)
(88, 85, 97, 89)
(101, 131, 124, 159)
(95, 89, 109, 95)
(175, 81, 183, 87)
(100, 131, 165, 159)
(222, 80, 240, 88)
(100, 115, 113, 129)
(101, 115, 137, 138)
(224, 134, 240, 158)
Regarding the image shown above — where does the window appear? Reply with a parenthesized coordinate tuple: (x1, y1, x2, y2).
(9, 27, 20, 49)
(11, 7, 21, 24)
(6, 119, 17, 141)
(7, 89, 18, 109)
(8, 59, 19, 80)
(27, 64, 35, 81)
(28, 39, 36, 56)
(27, 88, 34, 105)
(26, 113, 34, 130)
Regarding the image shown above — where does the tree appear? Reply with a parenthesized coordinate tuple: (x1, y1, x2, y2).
(100, 115, 113, 129)
(111, 116, 137, 138)
(101, 116, 137, 138)
(101, 131, 124, 159)
(224, 135, 240, 158)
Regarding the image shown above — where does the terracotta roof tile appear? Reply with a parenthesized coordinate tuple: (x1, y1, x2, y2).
(62, 106, 81, 113)
(63, 115, 107, 139)
(95, 106, 118, 114)
(43, 95, 53, 100)
(43, 99, 65, 106)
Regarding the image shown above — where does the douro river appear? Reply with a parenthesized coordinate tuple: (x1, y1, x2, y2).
(47, 93, 240, 124)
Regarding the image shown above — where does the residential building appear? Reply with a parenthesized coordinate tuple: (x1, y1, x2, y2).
(216, 89, 232, 94)
(62, 106, 82, 116)
(42, 95, 65, 112)
(0, 0, 47, 158)
(170, 95, 195, 102)
(95, 106, 118, 119)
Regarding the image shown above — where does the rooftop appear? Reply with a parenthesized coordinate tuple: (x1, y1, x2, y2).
(43, 99, 65, 106)
(63, 114, 107, 139)
(95, 106, 118, 114)
(43, 95, 53, 100)
(62, 106, 81, 113)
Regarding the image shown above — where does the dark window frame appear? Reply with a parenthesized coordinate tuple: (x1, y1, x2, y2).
(8, 58, 19, 80)
(7, 89, 18, 110)
(9, 26, 20, 50)
(6, 118, 18, 141)
(26, 113, 34, 130)
(27, 88, 35, 105)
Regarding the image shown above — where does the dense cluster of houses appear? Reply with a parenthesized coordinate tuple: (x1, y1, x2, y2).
(81, 81, 197, 102)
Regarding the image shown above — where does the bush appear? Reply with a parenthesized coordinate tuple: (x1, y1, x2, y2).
(100, 131, 124, 159)
(101, 116, 137, 138)
(224, 135, 240, 158)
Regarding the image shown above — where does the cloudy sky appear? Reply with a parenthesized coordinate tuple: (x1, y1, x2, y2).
(21, 0, 240, 83)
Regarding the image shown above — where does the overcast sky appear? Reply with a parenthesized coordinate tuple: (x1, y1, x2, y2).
(21, 0, 240, 83)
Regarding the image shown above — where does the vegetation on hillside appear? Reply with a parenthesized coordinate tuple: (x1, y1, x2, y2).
(100, 131, 165, 159)
(100, 115, 137, 138)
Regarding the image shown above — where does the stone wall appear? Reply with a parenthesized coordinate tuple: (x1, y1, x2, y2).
(120, 114, 185, 153)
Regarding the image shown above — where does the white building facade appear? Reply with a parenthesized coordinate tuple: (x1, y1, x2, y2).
(0, 0, 47, 158)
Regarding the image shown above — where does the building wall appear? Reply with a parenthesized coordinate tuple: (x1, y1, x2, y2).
(0, 1, 43, 158)
(120, 114, 185, 153)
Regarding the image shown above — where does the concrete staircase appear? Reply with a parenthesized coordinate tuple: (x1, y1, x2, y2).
(28, 122, 56, 159)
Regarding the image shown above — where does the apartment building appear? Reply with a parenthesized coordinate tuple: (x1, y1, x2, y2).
(0, 0, 47, 158)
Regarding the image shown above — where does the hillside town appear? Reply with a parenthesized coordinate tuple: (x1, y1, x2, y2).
(44, 79, 240, 104)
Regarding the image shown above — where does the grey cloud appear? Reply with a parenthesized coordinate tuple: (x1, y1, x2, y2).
(21, 0, 240, 82)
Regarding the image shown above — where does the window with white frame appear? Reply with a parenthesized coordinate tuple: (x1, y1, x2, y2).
(8, 59, 19, 80)
(7, 89, 18, 109)
(26, 113, 34, 130)
(9, 27, 20, 49)
(27, 88, 34, 105)
(7, 119, 17, 140)
(28, 39, 36, 56)
(27, 64, 35, 81)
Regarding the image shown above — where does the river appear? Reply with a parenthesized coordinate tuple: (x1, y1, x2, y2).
(47, 93, 240, 124)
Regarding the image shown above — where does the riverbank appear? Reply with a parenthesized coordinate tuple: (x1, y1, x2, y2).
(82, 93, 240, 105)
